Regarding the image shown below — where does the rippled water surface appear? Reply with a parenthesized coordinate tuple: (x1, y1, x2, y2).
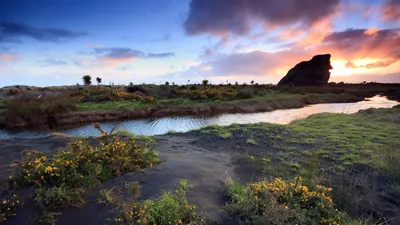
(0, 95, 397, 139)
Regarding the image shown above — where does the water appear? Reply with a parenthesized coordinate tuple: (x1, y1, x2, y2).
(0, 95, 397, 139)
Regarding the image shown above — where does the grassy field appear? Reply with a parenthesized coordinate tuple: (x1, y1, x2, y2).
(1, 83, 399, 129)
(195, 105, 400, 223)
(76, 93, 359, 111)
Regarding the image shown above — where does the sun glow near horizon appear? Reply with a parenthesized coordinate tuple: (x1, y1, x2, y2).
(330, 58, 399, 77)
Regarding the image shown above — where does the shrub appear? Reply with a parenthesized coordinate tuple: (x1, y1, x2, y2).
(126, 85, 150, 95)
(235, 90, 254, 99)
(70, 86, 152, 102)
(225, 177, 355, 225)
(1, 95, 78, 128)
(202, 79, 209, 86)
(175, 88, 236, 100)
(99, 180, 205, 225)
(0, 192, 20, 222)
(15, 130, 160, 224)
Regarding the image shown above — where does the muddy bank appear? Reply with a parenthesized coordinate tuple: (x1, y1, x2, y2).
(2, 93, 363, 130)
(0, 134, 262, 225)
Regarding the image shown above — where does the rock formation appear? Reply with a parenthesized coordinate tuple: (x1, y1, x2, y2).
(278, 54, 332, 86)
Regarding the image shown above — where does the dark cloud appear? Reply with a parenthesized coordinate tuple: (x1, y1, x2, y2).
(94, 48, 174, 59)
(0, 22, 87, 43)
(184, 0, 340, 36)
(320, 28, 400, 60)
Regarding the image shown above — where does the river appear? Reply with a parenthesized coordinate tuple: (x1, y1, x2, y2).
(0, 95, 397, 139)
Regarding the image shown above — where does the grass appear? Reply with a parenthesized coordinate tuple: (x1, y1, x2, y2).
(199, 125, 232, 139)
(99, 180, 205, 225)
(195, 106, 400, 222)
(246, 138, 258, 145)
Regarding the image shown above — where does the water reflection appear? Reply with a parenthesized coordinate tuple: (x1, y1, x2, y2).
(0, 95, 397, 139)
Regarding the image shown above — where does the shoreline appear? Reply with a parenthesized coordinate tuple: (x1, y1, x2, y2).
(1, 93, 364, 130)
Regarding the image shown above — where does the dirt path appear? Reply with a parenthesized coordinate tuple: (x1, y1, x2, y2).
(1, 134, 261, 225)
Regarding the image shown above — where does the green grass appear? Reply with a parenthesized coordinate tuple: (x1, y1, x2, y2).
(246, 138, 258, 145)
(196, 106, 400, 222)
(199, 125, 232, 139)
(76, 93, 360, 112)
(99, 180, 206, 225)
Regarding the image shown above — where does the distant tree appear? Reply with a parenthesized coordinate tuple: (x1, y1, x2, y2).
(243, 82, 247, 86)
(235, 82, 238, 86)
(251, 80, 254, 85)
(172, 82, 175, 86)
(202, 79, 209, 86)
(129, 82, 134, 86)
(82, 75, 92, 85)
(165, 81, 170, 85)
(188, 79, 191, 84)
(96, 77, 102, 85)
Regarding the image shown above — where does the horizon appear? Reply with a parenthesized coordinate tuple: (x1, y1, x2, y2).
(1, 0, 400, 87)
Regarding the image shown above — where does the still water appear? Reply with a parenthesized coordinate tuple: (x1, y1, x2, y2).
(0, 95, 397, 139)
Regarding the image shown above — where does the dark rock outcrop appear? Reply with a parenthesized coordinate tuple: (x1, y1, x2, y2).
(278, 54, 332, 86)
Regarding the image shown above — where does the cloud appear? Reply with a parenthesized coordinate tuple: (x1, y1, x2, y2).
(0, 52, 19, 64)
(381, 0, 400, 22)
(319, 28, 400, 60)
(162, 27, 400, 84)
(94, 48, 174, 60)
(163, 50, 313, 84)
(74, 48, 175, 67)
(330, 73, 400, 83)
(0, 22, 87, 43)
(344, 59, 397, 69)
(40, 59, 69, 66)
(184, 0, 340, 36)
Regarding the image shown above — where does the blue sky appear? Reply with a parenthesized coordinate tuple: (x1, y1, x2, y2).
(0, 0, 399, 86)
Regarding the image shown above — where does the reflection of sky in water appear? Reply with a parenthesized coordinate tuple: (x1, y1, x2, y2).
(0, 95, 398, 139)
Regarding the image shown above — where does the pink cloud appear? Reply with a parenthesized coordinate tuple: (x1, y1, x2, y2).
(0, 53, 19, 64)
(381, 0, 400, 22)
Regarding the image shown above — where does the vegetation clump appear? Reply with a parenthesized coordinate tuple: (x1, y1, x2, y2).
(225, 176, 355, 225)
(1, 95, 78, 128)
(0, 191, 20, 222)
(70, 86, 153, 102)
(8, 130, 160, 224)
(174, 88, 236, 100)
(99, 180, 206, 225)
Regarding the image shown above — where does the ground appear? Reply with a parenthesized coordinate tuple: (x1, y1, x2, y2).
(1, 105, 399, 224)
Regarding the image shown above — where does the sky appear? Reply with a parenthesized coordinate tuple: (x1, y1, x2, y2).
(0, 0, 399, 87)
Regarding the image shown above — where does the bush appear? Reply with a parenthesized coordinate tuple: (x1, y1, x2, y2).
(126, 85, 150, 95)
(225, 177, 355, 225)
(0, 191, 20, 222)
(1, 95, 78, 128)
(99, 180, 205, 225)
(14, 130, 160, 224)
(175, 88, 236, 100)
(235, 90, 254, 99)
(70, 86, 152, 102)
